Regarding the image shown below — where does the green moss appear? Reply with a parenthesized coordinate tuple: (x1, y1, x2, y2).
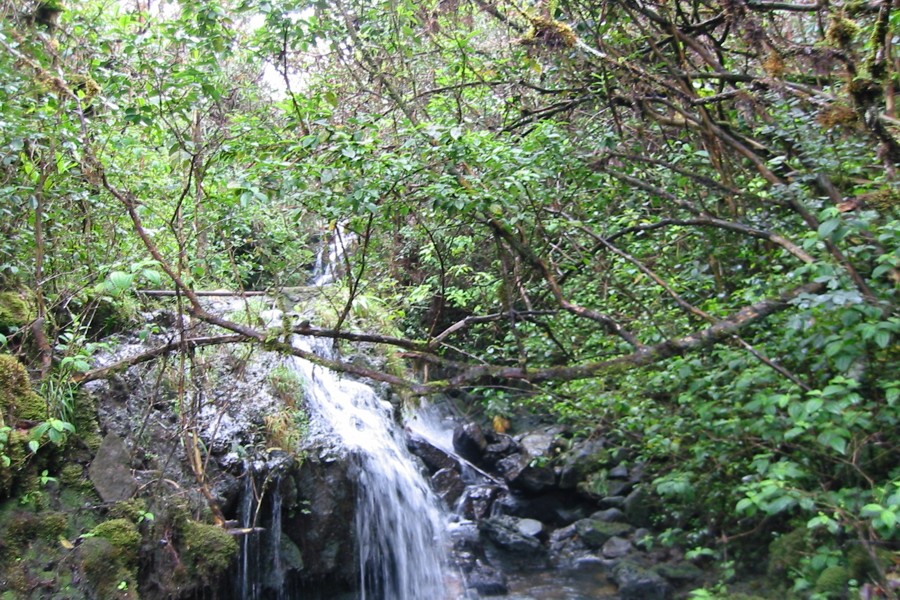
(0, 354, 48, 424)
(848, 544, 892, 582)
(109, 498, 147, 523)
(182, 520, 238, 581)
(70, 391, 101, 452)
(59, 463, 84, 487)
(78, 536, 139, 600)
(39, 511, 68, 542)
(767, 527, 809, 577)
(90, 518, 141, 566)
(814, 565, 849, 597)
(0, 292, 34, 333)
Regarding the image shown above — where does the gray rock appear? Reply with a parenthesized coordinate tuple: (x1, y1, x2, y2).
(612, 560, 673, 600)
(654, 562, 705, 583)
(599, 495, 626, 509)
(623, 486, 658, 528)
(558, 437, 609, 490)
(574, 519, 634, 549)
(609, 464, 630, 479)
(496, 453, 556, 493)
(459, 484, 501, 520)
(633, 528, 653, 550)
(481, 515, 544, 554)
(89, 433, 137, 502)
(516, 518, 544, 538)
(590, 507, 626, 522)
(602, 536, 633, 558)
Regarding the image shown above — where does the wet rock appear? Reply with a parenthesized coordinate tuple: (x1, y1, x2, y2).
(611, 560, 673, 600)
(623, 486, 658, 528)
(590, 507, 626, 522)
(517, 425, 565, 458)
(407, 432, 458, 474)
(432, 467, 466, 507)
(654, 562, 705, 584)
(574, 519, 634, 550)
(609, 464, 629, 479)
(577, 469, 632, 500)
(602, 536, 633, 558)
(453, 423, 488, 464)
(89, 433, 137, 502)
(459, 484, 501, 520)
(495, 491, 593, 525)
(516, 518, 544, 538)
(633, 528, 653, 551)
(599, 495, 626, 509)
(481, 433, 517, 468)
(558, 437, 609, 489)
(481, 515, 544, 554)
(496, 453, 556, 493)
(466, 561, 508, 596)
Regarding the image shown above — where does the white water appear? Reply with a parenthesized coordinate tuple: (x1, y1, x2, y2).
(292, 337, 451, 599)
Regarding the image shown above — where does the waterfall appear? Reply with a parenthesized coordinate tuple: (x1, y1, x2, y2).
(292, 337, 451, 599)
(311, 224, 355, 287)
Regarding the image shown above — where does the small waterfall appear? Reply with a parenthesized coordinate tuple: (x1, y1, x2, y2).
(312, 225, 355, 287)
(292, 337, 451, 599)
(238, 466, 262, 600)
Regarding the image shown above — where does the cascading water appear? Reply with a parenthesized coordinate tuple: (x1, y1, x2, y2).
(291, 337, 451, 599)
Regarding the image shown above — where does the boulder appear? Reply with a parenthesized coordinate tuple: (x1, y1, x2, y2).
(574, 519, 634, 550)
(602, 536, 633, 559)
(481, 515, 544, 554)
(612, 560, 672, 600)
(453, 423, 488, 464)
(496, 453, 556, 493)
(590, 508, 626, 523)
(459, 484, 501, 520)
(89, 433, 137, 502)
(407, 432, 458, 473)
(623, 486, 658, 528)
(558, 437, 609, 489)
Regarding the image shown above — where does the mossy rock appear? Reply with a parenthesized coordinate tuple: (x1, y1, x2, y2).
(0, 292, 34, 334)
(109, 498, 147, 523)
(0, 354, 48, 425)
(77, 536, 139, 600)
(90, 518, 141, 566)
(39, 511, 69, 542)
(181, 520, 238, 582)
(767, 527, 809, 577)
(814, 565, 849, 598)
(847, 544, 893, 582)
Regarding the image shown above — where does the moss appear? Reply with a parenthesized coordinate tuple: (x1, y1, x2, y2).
(847, 544, 892, 582)
(767, 527, 809, 577)
(90, 518, 141, 566)
(0, 354, 48, 425)
(814, 565, 849, 597)
(77, 536, 139, 600)
(0, 292, 34, 333)
(181, 520, 238, 582)
(109, 498, 147, 523)
(520, 16, 578, 49)
(70, 390, 101, 452)
(826, 17, 859, 48)
(59, 463, 84, 487)
(39, 511, 68, 542)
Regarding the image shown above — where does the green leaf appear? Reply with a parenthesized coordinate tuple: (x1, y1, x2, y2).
(874, 329, 891, 349)
(880, 510, 896, 529)
(28, 440, 39, 453)
(818, 218, 841, 239)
